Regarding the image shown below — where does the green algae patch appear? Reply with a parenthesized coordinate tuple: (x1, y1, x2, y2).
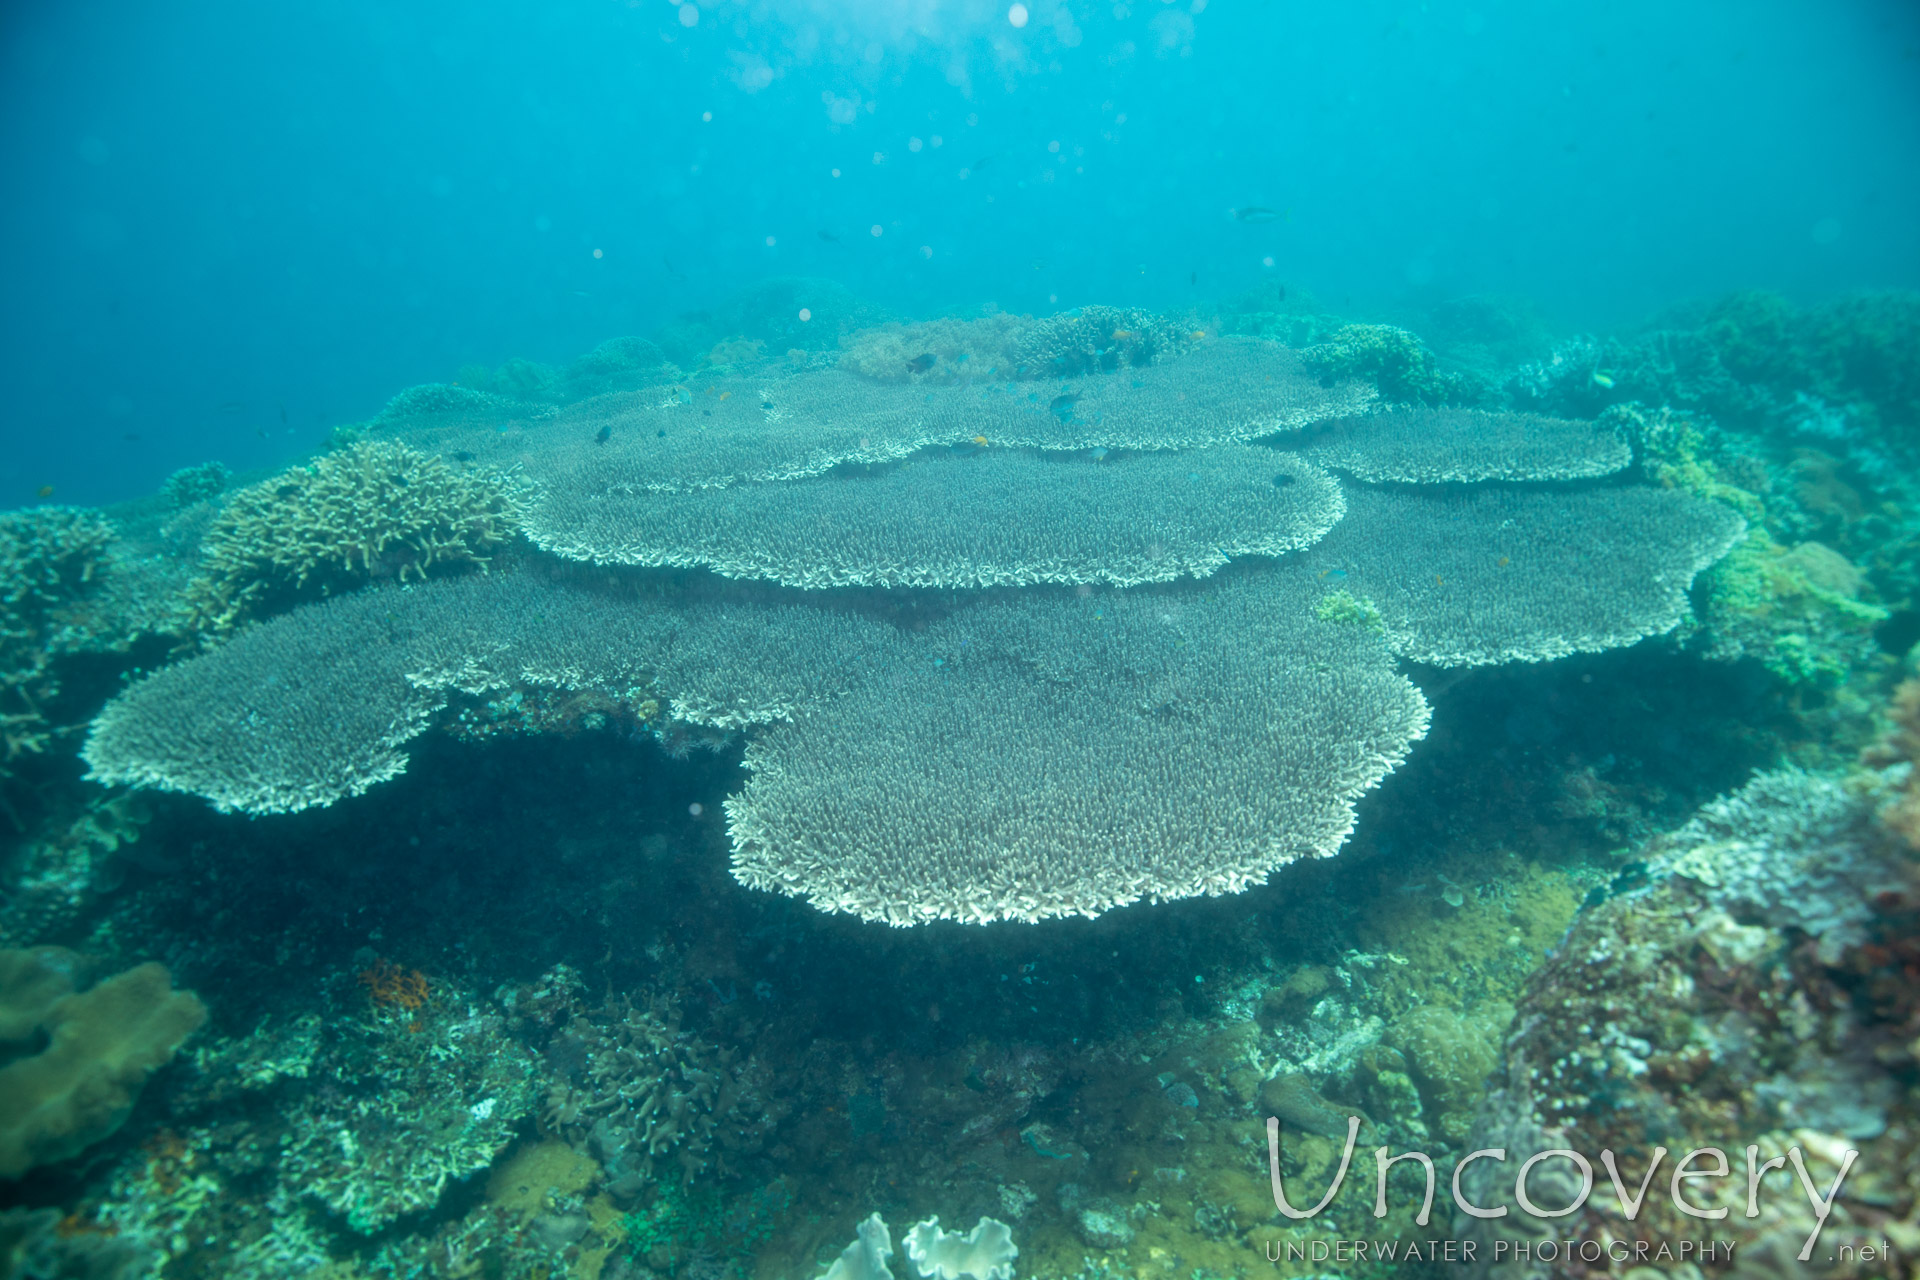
(1701, 532, 1889, 686)
(1314, 588, 1383, 632)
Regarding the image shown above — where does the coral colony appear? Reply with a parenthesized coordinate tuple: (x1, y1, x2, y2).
(3, 288, 1918, 1277)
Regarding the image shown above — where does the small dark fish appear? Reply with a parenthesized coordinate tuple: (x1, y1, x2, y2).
(972, 155, 992, 170)
(1272, 472, 1296, 487)
(1277, 285, 1287, 302)
(122, 432, 140, 442)
(279, 405, 288, 425)
(35, 485, 53, 499)
(818, 229, 840, 242)
(906, 353, 936, 375)
(657, 429, 666, 438)
(452, 450, 475, 462)
(1049, 393, 1078, 423)
(1189, 271, 1197, 286)
(1232, 206, 1280, 223)
(595, 424, 612, 444)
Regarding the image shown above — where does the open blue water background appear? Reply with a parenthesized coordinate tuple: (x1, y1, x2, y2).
(2, 0, 1916, 507)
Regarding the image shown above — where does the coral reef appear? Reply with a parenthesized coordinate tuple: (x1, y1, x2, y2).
(1213, 282, 1348, 348)
(540, 991, 774, 1191)
(160, 460, 230, 509)
(527, 446, 1346, 589)
(1300, 406, 1629, 483)
(376, 335, 1372, 499)
(177, 439, 528, 636)
(726, 566, 1432, 923)
(1302, 324, 1488, 406)
(838, 314, 1028, 383)
(1866, 677, 1920, 848)
(562, 336, 671, 399)
(1, 507, 116, 790)
(1300, 483, 1744, 666)
(0, 950, 206, 1178)
(0, 1205, 158, 1280)
(1007, 304, 1197, 377)
(652, 277, 891, 368)
(1456, 764, 1920, 1277)
(1697, 531, 1889, 685)
(455, 337, 675, 405)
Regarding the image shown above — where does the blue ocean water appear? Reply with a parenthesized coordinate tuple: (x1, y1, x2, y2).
(2, 0, 1916, 506)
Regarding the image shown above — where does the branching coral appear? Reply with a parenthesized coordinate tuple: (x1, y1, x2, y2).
(540, 994, 771, 1192)
(178, 440, 528, 637)
(1301, 324, 1487, 406)
(1, 508, 116, 781)
(1008, 304, 1195, 377)
(160, 461, 230, 509)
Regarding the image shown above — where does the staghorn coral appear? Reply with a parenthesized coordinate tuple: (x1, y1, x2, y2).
(540, 993, 772, 1193)
(525, 446, 1345, 590)
(178, 440, 528, 636)
(0, 950, 206, 1179)
(1299, 407, 1630, 483)
(1, 507, 116, 784)
(838, 313, 1028, 383)
(1298, 483, 1746, 667)
(1007, 304, 1196, 377)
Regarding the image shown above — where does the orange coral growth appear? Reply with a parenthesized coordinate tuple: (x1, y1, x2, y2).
(357, 958, 430, 1012)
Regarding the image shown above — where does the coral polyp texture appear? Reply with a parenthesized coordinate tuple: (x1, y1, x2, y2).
(180, 440, 528, 636)
(1299, 406, 1630, 482)
(525, 446, 1345, 589)
(376, 335, 1374, 495)
(1300, 483, 1746, 666)
(80, 309, 1758, 926)
(725, 569, 1432, 924)
(82, 573, 893, 813)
